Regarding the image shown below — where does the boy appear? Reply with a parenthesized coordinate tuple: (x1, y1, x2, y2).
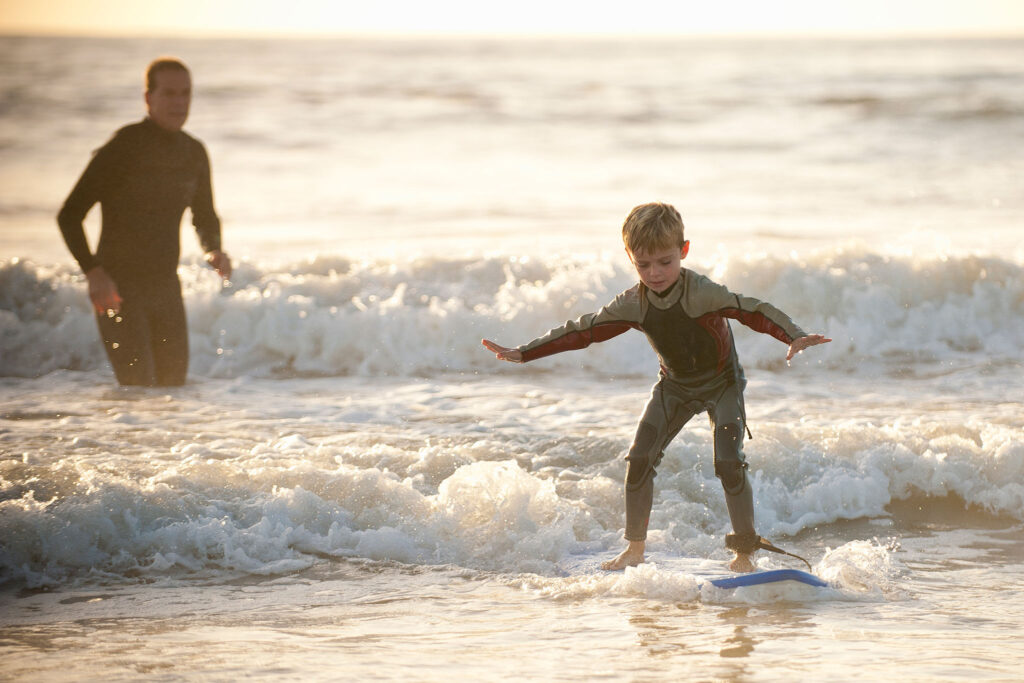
(482, 203, 830, 572)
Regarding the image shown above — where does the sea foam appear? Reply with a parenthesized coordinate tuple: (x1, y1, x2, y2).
(2, 246, 1021, 379)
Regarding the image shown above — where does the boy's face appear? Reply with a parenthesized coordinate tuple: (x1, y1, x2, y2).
(627, 242, 689, 292)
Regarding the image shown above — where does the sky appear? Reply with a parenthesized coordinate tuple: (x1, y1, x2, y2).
(2, 0, 1024, 37)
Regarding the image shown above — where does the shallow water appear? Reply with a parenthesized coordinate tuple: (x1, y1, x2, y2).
(2, 512, 1021, 681)
(2, 371, 1022, 681)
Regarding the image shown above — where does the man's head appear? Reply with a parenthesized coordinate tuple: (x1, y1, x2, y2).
(622, 202, 690, 292)
(145, 58, 191, 132)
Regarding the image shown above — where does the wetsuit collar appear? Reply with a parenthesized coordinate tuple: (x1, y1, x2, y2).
(644, 268, 685, 309)
(142, 116, 184, 139)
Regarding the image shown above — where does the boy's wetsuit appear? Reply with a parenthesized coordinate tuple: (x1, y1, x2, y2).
(57, 118, 222, 386)
(515, 269, 806, 545)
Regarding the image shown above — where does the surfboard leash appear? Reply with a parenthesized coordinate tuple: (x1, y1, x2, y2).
(726, 532, 813, 571)
(755, 538, 813, 572)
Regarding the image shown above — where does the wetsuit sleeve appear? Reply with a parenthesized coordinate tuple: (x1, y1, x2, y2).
(516, 286, 642, 362)
(56, 138, 121, 273)
(689, 273, 807, 344)
(190, 142, 222, 253)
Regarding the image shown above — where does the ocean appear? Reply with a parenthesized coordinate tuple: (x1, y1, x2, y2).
(1, 34, 1023, 681)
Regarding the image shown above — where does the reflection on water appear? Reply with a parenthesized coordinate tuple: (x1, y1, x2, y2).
(718, 608, 757, 659)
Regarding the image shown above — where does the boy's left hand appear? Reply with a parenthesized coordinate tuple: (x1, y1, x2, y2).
(786, 334, 832, 361)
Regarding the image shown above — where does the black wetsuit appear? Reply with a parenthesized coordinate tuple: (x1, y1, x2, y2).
(58, 117, 221, 386)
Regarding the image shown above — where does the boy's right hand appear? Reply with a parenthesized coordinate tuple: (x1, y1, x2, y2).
(482, 339, 523, 363)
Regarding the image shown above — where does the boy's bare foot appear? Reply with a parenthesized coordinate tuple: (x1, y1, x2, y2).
(729, 552, 756, 573)
(601, 540, 645, 571)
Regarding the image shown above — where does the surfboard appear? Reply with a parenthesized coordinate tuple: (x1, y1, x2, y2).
(705, 568, 828, 589)
(556, 552, 829, 592)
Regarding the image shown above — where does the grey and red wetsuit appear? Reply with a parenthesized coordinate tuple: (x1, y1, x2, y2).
(57, 117, 222, 386)
(515, 268, 807, 543)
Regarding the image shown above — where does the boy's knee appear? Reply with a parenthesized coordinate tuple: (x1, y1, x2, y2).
(716, 459, 748, 496)
(626, 422, 659, 490)
(714, 423, 748, 495)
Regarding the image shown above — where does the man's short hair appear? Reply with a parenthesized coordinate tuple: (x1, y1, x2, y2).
(622, 202, 685, 255)
(145, 57, 190, 93)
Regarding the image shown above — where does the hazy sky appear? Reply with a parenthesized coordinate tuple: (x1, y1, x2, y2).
(2, 0, 1024, 37)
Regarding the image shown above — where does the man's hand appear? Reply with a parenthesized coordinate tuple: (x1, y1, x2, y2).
(85, 266, 123, 315)
(786, 334, 832, 361)
(482, 339, 523, 363)
(206, 249, 232, 280)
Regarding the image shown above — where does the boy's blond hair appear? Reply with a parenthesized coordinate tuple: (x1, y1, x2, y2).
(621, 202, 685, 255)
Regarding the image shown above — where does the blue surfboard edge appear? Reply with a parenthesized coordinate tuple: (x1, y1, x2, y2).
(707, 569, 828, 590)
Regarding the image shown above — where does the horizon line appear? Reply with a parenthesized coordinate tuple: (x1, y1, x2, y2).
(3, 27, 1024, 41)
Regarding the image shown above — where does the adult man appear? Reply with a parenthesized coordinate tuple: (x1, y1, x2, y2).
(58, 57, 231, 386)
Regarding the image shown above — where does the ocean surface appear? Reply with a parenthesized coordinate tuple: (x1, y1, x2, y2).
(2, 34, 1023, 681)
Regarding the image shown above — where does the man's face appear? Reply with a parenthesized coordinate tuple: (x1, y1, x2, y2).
(146, 69, 191, 131)
(627, 243, 688, 292)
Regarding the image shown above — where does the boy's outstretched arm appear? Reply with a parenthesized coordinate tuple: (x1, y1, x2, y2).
(482, 339, 523, 363)
(786, 334, 832, 361)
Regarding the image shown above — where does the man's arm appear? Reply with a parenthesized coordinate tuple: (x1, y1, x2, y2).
(57, 138, 125, 313)
(190, 141, 231, 280)
(57, 144, 113, 274)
